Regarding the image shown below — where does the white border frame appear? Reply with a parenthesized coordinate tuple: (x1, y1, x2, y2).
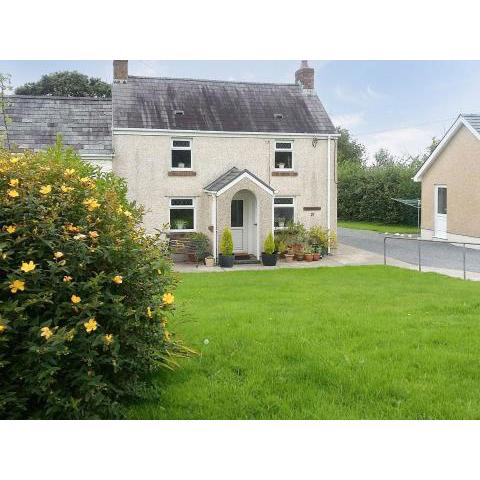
(169, 197, 196, 232)
(273, 140, 294, 171)
(171, 137, 193, 171)
(273, 196, 295, 229)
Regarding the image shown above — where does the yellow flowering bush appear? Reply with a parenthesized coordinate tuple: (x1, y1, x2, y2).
(0, 140, 190, 419)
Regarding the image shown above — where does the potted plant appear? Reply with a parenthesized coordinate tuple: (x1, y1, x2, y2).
(276, 239, 287, 258)
(261, 232, 277, 266)
(174, 218, 187, 230)
(205, 256, 215, 267)
(277, 162, 285, 169)
(284, 246, 295, 263)
(293, 243, 304, 261)
(177, 161, 186, 169)
(312, 244, 321, 261)
(188, 232, 211, 264)
(277, 217, 286, 228)
(304, 248, 314, 262)
(218, 227, 234, 268)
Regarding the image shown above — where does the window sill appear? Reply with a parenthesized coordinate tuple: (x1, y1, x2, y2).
(272, 171, 298, 176)
(168, 229, 196, 234)
(168, 170, 196, 176)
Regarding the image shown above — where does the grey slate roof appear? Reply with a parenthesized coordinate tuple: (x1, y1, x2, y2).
(462, 114, 480, 134)
(204, 167, 275, 193)
(5, 95, 112, 155)
(113, 76, 335, 134)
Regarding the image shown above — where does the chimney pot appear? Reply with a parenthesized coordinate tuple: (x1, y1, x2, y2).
(113, 60, 128, 81)
(295, 60, 314, 90)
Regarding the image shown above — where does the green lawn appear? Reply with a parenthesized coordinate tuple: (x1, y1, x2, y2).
(338, 220, 419, 234)
(128, 266, 480, 420)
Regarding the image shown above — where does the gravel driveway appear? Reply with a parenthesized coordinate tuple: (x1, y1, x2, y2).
(339, 227, 480, 273)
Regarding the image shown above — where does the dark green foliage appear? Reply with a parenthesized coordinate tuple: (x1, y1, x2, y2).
(15, 71, 111, 98)
(336, 127, 366, 166)
(187, 232, 212, 262)
(0, 141, 190, 419)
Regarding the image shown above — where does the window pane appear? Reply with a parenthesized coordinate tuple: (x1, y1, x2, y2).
(170, 208, 194, 230)
(437, 187, 447, 214)
(276, 142, 292, 150)
(231, 199, 244, 227)
(171, 198, 193, 206)
(275, 151, 292, 169)
(173, 140, 190, 148)
(274, 206, 294, 227)
(172, 149, 192, 168)
(274, 197, 294, 205)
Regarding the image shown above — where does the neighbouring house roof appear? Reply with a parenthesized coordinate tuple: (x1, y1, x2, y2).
(113, 76, 336, 134)
(204, 167, 276, 195)
(5, 95, 113, 156)
(414, 114, 480, 181)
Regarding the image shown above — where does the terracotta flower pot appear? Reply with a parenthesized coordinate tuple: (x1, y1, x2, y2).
(295, 253, 304, 261)
(205, 257, 215, 267)
(187, 252, 196, 263)
(313, 253, 321, 261)
(304, 253, 313, 262)
(284, 254, 294, 263)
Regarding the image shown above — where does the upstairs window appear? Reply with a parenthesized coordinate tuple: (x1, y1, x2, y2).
(171, 139, 192, 170)
(169, 198, 195, 231)
(274, 141, 293, 170)
(274, 197, 294, 228)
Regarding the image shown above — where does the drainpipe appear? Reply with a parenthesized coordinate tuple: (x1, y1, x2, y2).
(211, 193, 218, 261)
(327, 135, 331, 254)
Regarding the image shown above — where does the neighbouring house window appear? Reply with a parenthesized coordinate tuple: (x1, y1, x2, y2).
(169, 198, 195, 231)
(274, 141, 293, 170)
(274, 197, 294, 228)
(171, 139, 192, 169)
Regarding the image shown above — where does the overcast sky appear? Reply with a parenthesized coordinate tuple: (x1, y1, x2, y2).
(1, 60, 480, 161)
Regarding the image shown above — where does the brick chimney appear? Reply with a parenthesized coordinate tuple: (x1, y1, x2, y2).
(295, 60, 314, 90)
(113, 60, 128, 82)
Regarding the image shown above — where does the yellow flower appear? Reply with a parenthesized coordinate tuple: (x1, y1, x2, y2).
(10, 157, 19, 164)
(89, 231, 99, 239)
(61, 184, 74, 193)
(84, 318, 97, 333)
(9, 279, 25, 293)
(164, 330, 171, 342)
(54, 251, 64, 259)
(83, 197, 100, 211)
(63, 275, 73, 283)
(39, 185, 52, 195)
(7, 189, 19, 198)
(9, 178, 19, 187)
(123, 210, 132, 218)
(6, 225, 16, 234)
(20, 260, 36, 273)
(65, 329, 76, 341)
(40, 326, 53, 340)
(147, 306, 153, 318)
(103, 334, 114, 346)
(80, 177, 90, 183)
(64, 168, 76, 176)
(66, 224, 80, 233)
(0, 324, 6, 334)
(162, 292, 174, 305)
(112, 275, 123, 284)
(71, 294, 81, 304)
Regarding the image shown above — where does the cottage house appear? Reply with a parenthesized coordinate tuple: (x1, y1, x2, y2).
(6, 60, 338, 260)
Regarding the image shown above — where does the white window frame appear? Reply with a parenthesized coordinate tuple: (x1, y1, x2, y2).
(274, 196, 295, 229)
(274, 141, 294, 171)
(171, 138, 193, 171)
(169, 197, 196, 232)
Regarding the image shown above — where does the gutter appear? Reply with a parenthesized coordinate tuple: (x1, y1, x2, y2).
(327, 135, 331, 254)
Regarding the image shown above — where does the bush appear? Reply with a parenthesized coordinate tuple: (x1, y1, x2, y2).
(0, 141, 191, 419)
(308, 225, 337, 253)
(338, 161, 421, 225)
(187, 232, 211, 263)
(219, 228, 233, 256)
(263, 232, 275, 254)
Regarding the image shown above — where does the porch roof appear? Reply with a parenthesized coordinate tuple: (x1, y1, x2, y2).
(204, 167, 275, 195)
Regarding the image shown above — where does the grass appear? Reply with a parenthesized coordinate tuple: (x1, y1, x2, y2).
(128, 266, 480, 420)
(338, 220, 419, 234)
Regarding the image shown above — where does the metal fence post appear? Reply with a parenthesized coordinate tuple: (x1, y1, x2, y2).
(463, 243, 466, 280)
(418, 239, 422, 272)
(384, 237, 387, 266)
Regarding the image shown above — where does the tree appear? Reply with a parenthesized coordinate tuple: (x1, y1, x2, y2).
(336, 127, 366, 166)
(373, 147, 395, 167)
(15, 71, 111, 98)
(0, 73, 12, 149)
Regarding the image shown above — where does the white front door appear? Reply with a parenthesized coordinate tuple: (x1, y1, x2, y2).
(434, 185, 447, 239)
(231, 198, 245, 252)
